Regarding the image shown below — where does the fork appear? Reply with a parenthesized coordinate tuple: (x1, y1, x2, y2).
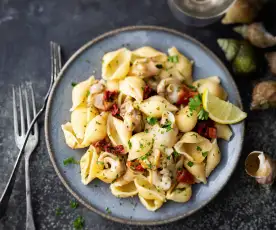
(13, 84, 39, 230)
(0, 42, 62, 228)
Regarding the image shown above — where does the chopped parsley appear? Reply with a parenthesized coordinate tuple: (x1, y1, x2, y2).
(73, 216, 84, 230)
(198, 108, 209, 120)
(70, 200, 79, 209)
(146, 117, 158, 125)
(196, 146, 202, 151)
(187, 84, 197, 91)
(167, 155, 171, 160)
(168, 55, 179, 63)
(86, 90, 90, 97)
(202, 151, 208, 157)
(63, 157, 79, 166)
(97, 161, 104, 165)
(187, 161, 194, 167)
(161, 120, 172, 132)
(172, 150, 180, 158)
(140, 150, 152, 160)
(105, 207, 112, 214)
(128, 140, 132, 149)
(55, 207, 62, 216)
(188, 94, 209, 120)
(155, 64, 163, 69)
(144, 129, 149, 133)
(71, 82, 78, 87)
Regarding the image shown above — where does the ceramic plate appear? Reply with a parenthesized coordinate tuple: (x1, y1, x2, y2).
(45, 26, 244, 225)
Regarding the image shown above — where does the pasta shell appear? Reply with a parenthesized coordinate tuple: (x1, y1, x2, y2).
(82, 112, 108, 146)
(174, 132, 212, 163)
(184, 159, 207, 184)
(130, 58, 160, 78)
(71, 105, 87, 139)
(205, 139, 221, 177)
(71, 76, 95, 111)
(61, 122, 84, 149)
(127, 132, 154, 161)
(86, 106, 99, 122)
(97, 152, 126, 183)
(138, 95, 178, 118)
(168, 47, 193, 84)
(193, 76, 227, 101)
(102, 48, 132, 80)
(134, 175, 165, 201)
(148, 168, 172, 191)
(166, 182, 192, 203)
(175, 106, 198, 133)
(112, 168, 137, 187)
(119, 76, 145, 102)
(110, 181, 138, 198)
(107, 113, 132, 151)
(138, 195, 163, 212)
(132, 46, 167, 62)
(215, 123, 233, 141)
(80, 146, 102, 185)
(106, 79, 120, 91)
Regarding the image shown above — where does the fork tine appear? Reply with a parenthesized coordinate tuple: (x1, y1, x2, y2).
(29, 83, 38, 136)
(23, 86, 31, 128)
(19, 86, 25, 136)
(13, 87, 19, 136)
(51, 41, 61, 81)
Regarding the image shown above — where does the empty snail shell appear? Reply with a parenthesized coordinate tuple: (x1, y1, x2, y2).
(245, 151, 276, 185)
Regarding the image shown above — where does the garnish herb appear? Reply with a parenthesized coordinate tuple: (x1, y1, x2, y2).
(128, 140, 132, 149)
(155, 64, 163, 69)
(161, 120, 172, 132)
(198, 108, 209, 120)
(167, 155, 171, 160)
(71, 82, 78, 87)
(146, 117, 158, 125)
(70, 200, 79, 209)
(168, 55, 179, 63)
(202, 151, 208, 157)
(173, 150, 180, 158)
(55, 207, 62, 216)
(187, 161, 194, 167)
(86, 90, 90, 97)
(196, 146, 202, 151)
(97, 161, 104, 165)
(187, 84, 197, 91)
(105, 207, 112, 214)
(188, 94, 209, 120)
(140, 150, 153, 160)
(63, 157, 79, 166)
(73, 216, 85, 230)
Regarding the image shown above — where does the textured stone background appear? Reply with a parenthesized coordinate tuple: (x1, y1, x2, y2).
(1, 0, 276, 229)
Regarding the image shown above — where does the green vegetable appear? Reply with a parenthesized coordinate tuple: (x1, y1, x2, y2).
(105, 207, 112, 214)
(86, 90, 90, 97)
(146, 117, 158, 125)
(140, 150, 153, 160)
(73, 216, 85, 230)
(161, 120, 172, 132)
(168, 55, 179, 63)
(55, 207, 62, 216)
(172, 150, 180, 158)
(202, 151, 208, 157)
(70, 200, 79, 209)
(187, 161, 194, 167)
(188, 94, 202, 112)
(128, 140, 132, 149)
(198, 108, 209, 120)
(71, 82, 78, 87)
(217, 39, 240, 61)
(196, 146, 202, 151)
(63, 157, 79, 166)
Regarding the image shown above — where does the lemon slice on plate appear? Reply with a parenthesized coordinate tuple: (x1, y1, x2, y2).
(202, 89, 247, 124)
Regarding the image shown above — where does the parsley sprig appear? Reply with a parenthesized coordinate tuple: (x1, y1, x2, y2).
(146, 117, 158, 125)
(188, 94, 209, 120)
(161, 120, 172, 132)
(168, 55, 179, 63)
(63, 157, 79, 166)
(73, 216, 84, 230)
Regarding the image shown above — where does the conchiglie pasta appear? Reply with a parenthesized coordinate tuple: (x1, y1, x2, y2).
(127, 132, 154, 161)
(132, 46, 167, 62)
(110, 181, 138, 198)
(215, 123, 233, 141)
(174, 132, 212, 163)
(97, 152, 126, 183)
(205, 139, 221, 177)
(61, 122, 84, 149)
(102, 48, 132, 80)
(184, 159, 207, 184)
(168, 47, 193, 84)
(138, 95, 178, 118)
(82, 112, 108, 146)
(193, 76, 227, 100)
(80, 146, 102, 185)
(138, 194, 163, 212)
(106, 79, 120, 91)
(175, 106, 198, 132)
(166, 183, 192, 203)
(119, 76, 145, 102)
(71, 76, 95, 111)
(107, 113, 132, 151)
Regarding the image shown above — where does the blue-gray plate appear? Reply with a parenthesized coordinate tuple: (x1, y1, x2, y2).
(45, 26, 244, 225)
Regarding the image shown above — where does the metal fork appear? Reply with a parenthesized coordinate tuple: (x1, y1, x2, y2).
(0, 42, 62, 229)
(13, 84, 39, 230)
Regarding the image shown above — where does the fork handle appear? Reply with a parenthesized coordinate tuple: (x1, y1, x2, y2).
(25, 158, 36, 230)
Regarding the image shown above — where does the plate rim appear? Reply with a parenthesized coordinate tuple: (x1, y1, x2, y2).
(45, 25, 245, 225)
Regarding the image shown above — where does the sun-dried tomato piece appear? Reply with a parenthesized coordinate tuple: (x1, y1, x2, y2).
(176, 85, 198, 105)
(143, 85, 153, 100)
(103, 90, 118, 102)
(176, 169, 194, 184)
(111, 104, 120, 117)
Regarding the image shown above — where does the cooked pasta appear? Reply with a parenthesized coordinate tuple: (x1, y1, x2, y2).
(61, 46, 242, 211)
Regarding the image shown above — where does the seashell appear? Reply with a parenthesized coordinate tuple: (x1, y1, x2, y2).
(234, 23, 276, 48)
(245, 151, 276, 185)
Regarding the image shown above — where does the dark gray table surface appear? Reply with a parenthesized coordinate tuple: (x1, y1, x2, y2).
(1, 0, 276, 229)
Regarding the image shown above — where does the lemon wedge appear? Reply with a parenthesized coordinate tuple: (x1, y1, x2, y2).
(202, 89, 247, 124)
